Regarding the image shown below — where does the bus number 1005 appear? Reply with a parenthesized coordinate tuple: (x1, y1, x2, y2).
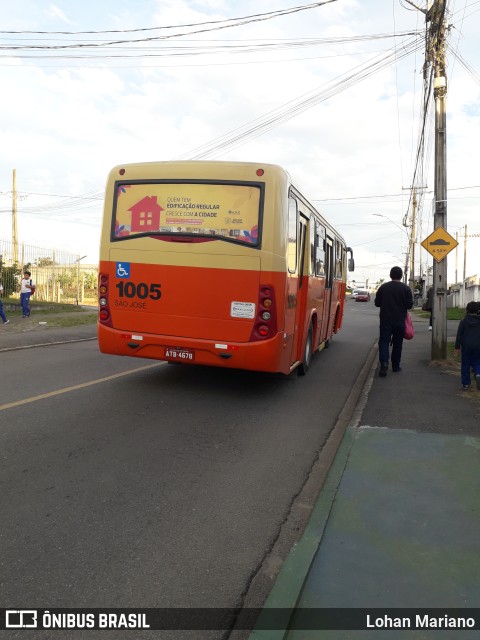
(116, 281, 162, 300)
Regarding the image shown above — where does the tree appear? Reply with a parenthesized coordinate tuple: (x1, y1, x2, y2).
(83, 270, 98, 289)
(0, 255, 21, 297)
(37, 257, 56, 267)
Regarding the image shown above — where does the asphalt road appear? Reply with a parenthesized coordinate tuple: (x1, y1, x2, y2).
(0, 300, 379, 640)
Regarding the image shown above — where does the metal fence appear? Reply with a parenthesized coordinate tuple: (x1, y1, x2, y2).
(0, 238, 98, 305)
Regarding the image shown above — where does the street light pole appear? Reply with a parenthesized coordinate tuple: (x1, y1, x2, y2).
(75, 255, 87, 306)
(373, 213, 407, 235)
(373, 213, 410, 282)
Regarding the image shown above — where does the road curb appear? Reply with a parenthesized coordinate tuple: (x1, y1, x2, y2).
(0, 337, 97, 353)
(245, 341, 378, 639)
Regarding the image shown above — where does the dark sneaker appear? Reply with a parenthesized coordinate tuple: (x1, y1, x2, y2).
(379, 362, 388, 377)
(476, 375, 480, 391)
(392, 366, 402, 372)
(462, 385, 471, 390)
(3, 320, 9, 324)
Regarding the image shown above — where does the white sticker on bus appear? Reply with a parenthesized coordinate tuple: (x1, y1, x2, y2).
(231, 301, 256, 319)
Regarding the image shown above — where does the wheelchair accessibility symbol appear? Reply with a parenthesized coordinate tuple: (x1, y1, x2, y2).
(116, 262, 130, 278)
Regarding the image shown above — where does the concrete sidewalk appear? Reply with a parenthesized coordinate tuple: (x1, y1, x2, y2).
(0, 308, 97, 351)
(250, 314, 480, 639)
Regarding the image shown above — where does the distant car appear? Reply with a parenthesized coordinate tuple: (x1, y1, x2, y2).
(351, 288, 363, 300)
(355, 290, 371, 302)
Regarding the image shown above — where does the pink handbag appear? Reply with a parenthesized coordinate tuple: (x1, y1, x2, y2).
(404, 312, 414, 340)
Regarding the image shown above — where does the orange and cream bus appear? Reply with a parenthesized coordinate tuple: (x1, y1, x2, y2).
(98, 161, 354, 375)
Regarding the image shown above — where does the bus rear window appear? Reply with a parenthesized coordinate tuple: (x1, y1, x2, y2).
(113, 181, 262, 246)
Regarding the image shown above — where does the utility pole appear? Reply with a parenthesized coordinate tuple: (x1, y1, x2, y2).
(405, 0, 448, 358)
(429, 0, 448, 360)
(455, 231, 458, 284)
(402, 183, 426, 292)
(457, 227, 480, 282)
(403, 253, 409, 285)
(12, 169, 19, 266)
(408, 189, 417, 294)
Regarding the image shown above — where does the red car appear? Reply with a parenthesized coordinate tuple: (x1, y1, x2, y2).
(355, 290, 371, 302)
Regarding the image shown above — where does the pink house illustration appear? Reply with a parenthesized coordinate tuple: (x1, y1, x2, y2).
(128, 196, 163, 232)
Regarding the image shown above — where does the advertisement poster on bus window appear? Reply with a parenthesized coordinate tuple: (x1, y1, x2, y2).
(114, 182, 260, 245)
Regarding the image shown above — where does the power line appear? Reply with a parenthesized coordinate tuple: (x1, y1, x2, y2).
(0, 1, 339, 48)
(0, 32, 421, 60)
(0, 50, 390, 71)
(2, 184, 479, 218)
(0, 2, 337, 35)
(175, 35, 423, 161)
(450, 48, 480, 86)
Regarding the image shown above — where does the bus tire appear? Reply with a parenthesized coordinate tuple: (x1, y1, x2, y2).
(298, 324, 313, 376)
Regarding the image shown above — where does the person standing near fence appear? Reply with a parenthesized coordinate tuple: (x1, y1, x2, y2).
(19, 270, 35, 318)
(423, 286, 433, 331)
(0, 282, 9, 324)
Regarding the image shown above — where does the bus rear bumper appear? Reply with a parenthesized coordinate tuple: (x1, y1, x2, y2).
(98, 324, 291, 374)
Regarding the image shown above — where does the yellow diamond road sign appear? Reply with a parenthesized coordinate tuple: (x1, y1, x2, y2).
(421, 227, 458, 262)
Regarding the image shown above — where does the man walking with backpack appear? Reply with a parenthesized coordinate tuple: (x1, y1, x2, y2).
(19, 270, 35, 318)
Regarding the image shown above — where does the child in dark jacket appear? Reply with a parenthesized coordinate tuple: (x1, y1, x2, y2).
(454, 301, 480, 390)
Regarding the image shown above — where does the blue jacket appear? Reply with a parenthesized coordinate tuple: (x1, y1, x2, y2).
(455, 314, 480, 350)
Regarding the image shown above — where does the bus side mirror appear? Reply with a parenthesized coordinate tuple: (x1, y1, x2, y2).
(346, 247, 354, 272)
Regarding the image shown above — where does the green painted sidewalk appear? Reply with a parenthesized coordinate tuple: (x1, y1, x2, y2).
(251, 427, 480, 640)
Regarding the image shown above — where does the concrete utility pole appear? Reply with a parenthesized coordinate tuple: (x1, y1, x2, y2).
(405, 0, 450, 360)
(428, 0, 448, 360)
(402, 183, 427, 292)
(408, 189, 417, 294)
(12, 169, 19, 266)
(456, 226, 480, 281)
(455, 231, 458, 284)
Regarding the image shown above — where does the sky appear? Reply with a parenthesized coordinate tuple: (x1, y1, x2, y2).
(1, 0, 479, 286)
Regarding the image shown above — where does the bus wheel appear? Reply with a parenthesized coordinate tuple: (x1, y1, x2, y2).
(298, 324, 313, 376)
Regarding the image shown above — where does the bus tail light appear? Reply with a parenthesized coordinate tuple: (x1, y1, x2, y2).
(98, 272, 113, 327)
(257, 325, 269, 337)
(249, 285, 277, 341)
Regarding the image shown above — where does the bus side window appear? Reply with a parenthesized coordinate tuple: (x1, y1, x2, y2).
(315, 223, 326, 276)
(325, 237, 333, 288)
(297, 215, 307, 286)
(288, 196, 298, 273)
(309, 219, 315, 275)
(335, 241, 343, 279)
